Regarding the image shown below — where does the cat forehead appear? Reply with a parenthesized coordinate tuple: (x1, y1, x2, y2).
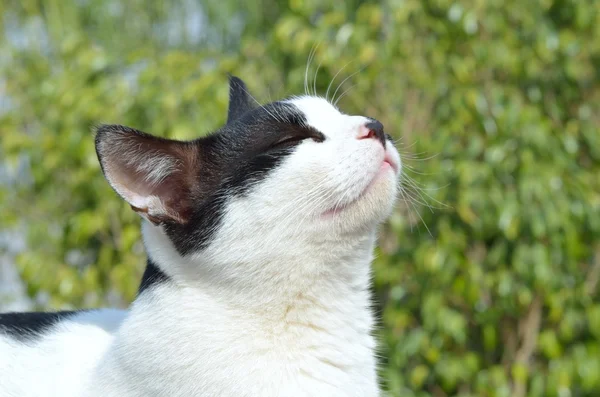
(285, 96, 343, 130)
(231, 96, 343, 136)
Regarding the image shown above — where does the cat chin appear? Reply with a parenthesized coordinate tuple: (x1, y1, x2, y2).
(322, 162, 397, 215)
(319, 174, 399, 233)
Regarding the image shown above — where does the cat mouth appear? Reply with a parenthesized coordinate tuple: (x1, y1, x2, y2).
(322, 155, 399, 217)
(383, 152, 399, 173)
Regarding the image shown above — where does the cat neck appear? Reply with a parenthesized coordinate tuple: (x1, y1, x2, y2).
(139, 220, 378, 318)
(111, 223, 381, 396)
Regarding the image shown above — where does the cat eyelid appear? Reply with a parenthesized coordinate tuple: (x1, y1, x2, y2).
(273, 135, 306, 147)
(272, 135, 310, 148)
(269, 130, 324, 151)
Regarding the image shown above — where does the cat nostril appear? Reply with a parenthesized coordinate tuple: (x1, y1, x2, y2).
(359, 120, 386, 147)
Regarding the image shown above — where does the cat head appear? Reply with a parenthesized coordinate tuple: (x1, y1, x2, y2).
(95, 76, 401, 273)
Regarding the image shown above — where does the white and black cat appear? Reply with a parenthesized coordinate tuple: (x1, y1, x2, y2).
(0, 76, 401, 397)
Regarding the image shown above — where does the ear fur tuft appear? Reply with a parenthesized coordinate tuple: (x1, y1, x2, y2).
(95, 125, 199, 225)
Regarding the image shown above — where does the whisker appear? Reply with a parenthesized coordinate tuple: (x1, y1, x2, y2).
(331, 67, 365, 106)
(403, 178, 451, 191)
(397, 140, 417, 151)
(274, 178, 331, 224)
(398, 149, 436, 158)
(304, 44, 319, 96)
(312, 59, 322, 97)
(402, 164, 438, 176)
(399, 152, 441, 161)
(397, 183, 437, 211)
(238, 86, 281, 123)
(402, 186, 433, 236)
(399, 181, 446, 211)
(397, 188, 415, 233)
(331, 183, 357, 232)
(391, 137, 404, 146)
(325, 60, 354, 102)
(402, 174, 451, 209)
(290, 189, 339, 236)
(333, 84, 357, 107)
(400, 180, 435, 213)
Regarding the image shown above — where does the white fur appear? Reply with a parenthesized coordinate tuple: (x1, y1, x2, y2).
(0, 97, 401, 396)
(0, 310, 125, 397)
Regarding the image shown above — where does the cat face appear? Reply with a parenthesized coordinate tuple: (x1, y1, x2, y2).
(95, 76, 401, 258)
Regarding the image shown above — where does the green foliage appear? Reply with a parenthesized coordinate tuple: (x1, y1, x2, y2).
(1, 1, 599, 395)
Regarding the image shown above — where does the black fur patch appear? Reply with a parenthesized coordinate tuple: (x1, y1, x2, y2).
(138, 258, 171, 293)
(163, 101, 324, 256)
(227, 75, 255, 123)
(0, 310, 80, 342)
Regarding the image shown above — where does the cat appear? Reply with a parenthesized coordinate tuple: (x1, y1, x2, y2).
(0, 75, 401, 397)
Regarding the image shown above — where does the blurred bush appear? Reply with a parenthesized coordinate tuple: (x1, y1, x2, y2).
(0, 1, 599, 396)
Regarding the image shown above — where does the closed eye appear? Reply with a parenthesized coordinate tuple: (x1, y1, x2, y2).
(270, 129, 325, 150)
(272, 135, 307, 148)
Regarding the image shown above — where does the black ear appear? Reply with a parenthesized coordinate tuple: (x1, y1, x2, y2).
(95, 125, 200, 225)
(227, 75, 255, 123)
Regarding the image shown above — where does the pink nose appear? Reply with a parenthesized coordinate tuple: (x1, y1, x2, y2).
(357, 120, 386, 147)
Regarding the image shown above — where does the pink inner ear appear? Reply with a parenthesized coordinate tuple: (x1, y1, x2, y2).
(98, 128, 199, 224)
